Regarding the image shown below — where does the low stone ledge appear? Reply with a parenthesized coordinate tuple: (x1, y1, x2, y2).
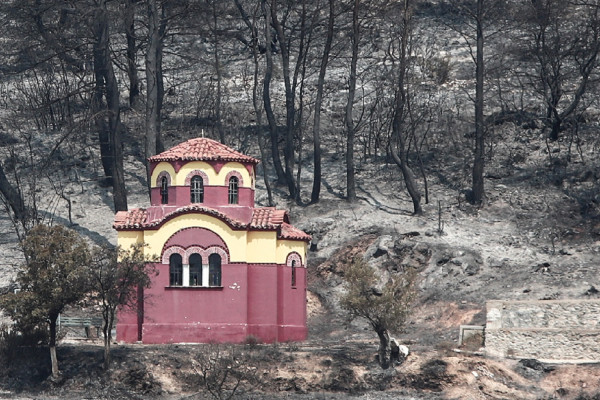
(486, 299, 600, 363)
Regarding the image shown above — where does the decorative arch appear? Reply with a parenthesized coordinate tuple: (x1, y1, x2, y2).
(206, 246, 229, 264)
(185, 170, 209, 185)
(163, 227, 227, 251)
(184, 246, 205, 263)
(286, 252, 303, 268)
(224, 170, 244, 187)
(163, 245, 229, 264)
(155, 170, 172, 187)
(162, 246, 185, 264)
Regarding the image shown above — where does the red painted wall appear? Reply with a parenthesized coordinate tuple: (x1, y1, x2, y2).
(277, 266, 308, 341)
(246, 264, 279, 342)
(117, 261, 307, 344)
(150, 186, 255, 208)
(164, 227, 226, 249)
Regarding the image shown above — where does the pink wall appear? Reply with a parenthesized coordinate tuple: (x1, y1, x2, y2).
(164, 227, 226, 249)
(246, 264, 279, 342)
(277, 266, 308, 341)
(117, 262, 307, 344)
(151, 186, 255, 208)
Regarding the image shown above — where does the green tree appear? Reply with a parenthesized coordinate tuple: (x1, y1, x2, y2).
(340, 258, 416, 369)
(0, 224, 91, 381)
(89, 243, 156, 370)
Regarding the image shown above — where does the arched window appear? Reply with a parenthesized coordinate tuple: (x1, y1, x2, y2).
(228, 176, 238, 204)
(169, 254, 182, 286)
(291, 260, 297, 287)
(190, 175, 204, 203)
(189, 253, 202, 286)
(209, 253, 222, 287)
(160, 176, 169, 204)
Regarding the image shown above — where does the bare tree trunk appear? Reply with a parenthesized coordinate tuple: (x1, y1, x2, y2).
(92, 60, 113, 181)
(261, 0, 286, 184)
(156, 4, 167, 154)
(210, 0, 225, 144)
(145, 0, 161, 192)
(345, 0, 359, 203)
(376, 328, 390, 370)
(0, 163, 28, 224)
(236, 0, 274, 206)
(93, 1, 128, 212)
(103, 307, 114, 370)
(310, 0, 335, 204)
(390, 135, 422, 214)
(391, 0, 422, 215)
(472, 0, 485, 205)
(125, 0, 140, 108)
(271, 0, 298, 199)
(49, 314, 60, 379)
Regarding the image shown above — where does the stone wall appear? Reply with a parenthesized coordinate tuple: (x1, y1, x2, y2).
(486, 299, 600, 363)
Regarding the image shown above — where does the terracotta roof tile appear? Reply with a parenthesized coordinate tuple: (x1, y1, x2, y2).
(148, 138, 259, 164)
(114, 205, 246, 230)
(115, 205, 310, 242)
(113, 209, 148, 229)
(279, 222, 312, 242)
(250, 208, 288, 229)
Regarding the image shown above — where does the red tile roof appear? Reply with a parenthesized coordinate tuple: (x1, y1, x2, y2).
(250, 207, 288, 229)
(114, 205, 311, 242)
(113, 205, 246, 230)
(279, 222, 312, 241)
(114, 209, 148, 228)
(148, 138, 259, 164)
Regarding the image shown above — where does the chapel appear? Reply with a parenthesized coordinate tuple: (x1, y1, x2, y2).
(113, 137, 310, 344)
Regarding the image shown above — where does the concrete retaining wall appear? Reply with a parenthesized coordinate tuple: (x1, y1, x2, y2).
(486, 299, 600, 363)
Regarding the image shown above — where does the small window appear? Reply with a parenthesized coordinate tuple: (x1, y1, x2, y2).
(189, 253, 202, 286)
(160, 176, 169, 204)
(291, 260, 297, 287)
(169, 254, 182, 286)
(190, 176, 204, 203)
(209, 253, 222, 287)
(228, 176, 238, 204)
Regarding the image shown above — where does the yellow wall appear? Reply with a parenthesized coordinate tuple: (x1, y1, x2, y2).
(117, 214, 306, 265)
(150, 162, 176, 187)
(151, 161, 254, 189)
(276, 240, 307, 265)
(246, 231, 277, 263)
(117, 230, 144, 250)
(174, 161, 217, 186)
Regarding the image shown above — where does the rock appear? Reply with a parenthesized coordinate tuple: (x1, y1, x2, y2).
(516, 358, 555, 379)
(365, 235, 394, 260)
(533, 262, 551, 273)
(584, 286, 599, 296)
(518, 358, 546, 371)
(464, 264, 480, 276)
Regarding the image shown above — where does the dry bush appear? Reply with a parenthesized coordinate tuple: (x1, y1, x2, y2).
(192, 343, 257, 400)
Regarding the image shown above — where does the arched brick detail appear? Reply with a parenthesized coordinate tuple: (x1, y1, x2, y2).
(184, 246, 205, 264)
(162, 246, 185, 264)
(225, 170, 244, 187)
(165, 245, 228, 264)
(206, 246, 229, 264)
(156, 170, 172, 187)
(286, 252, 303, 268)
(163, 227, 227, 250)
(184, 170, 209, 186)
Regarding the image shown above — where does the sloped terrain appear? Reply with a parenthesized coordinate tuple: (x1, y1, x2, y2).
(1, 120, 600, 399)
(1, 7, 600, 398)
